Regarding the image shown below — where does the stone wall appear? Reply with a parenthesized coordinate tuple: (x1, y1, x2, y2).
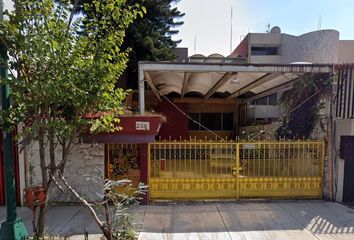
(26, 142, 105, 203)
(280, 30, 339, 63)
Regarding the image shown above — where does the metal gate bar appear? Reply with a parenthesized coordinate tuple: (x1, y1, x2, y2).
(149, 141, 324, 200)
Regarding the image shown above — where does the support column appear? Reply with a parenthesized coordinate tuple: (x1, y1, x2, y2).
(138, 65, 145, 115)
(139, 143, 149, 204)
(0, 21, 29, 238)
(328, 77, 334, 201)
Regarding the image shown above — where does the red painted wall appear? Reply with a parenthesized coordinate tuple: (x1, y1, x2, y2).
(231, 34, 249, 57)
(157, 100, 189, 140)
(0, 129, 21, 206)
(0, 132, 4, 205)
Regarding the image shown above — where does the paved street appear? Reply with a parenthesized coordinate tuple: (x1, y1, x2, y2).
(1, 200, 354, 239)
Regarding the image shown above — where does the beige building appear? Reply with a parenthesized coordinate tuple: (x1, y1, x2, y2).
(231, 27, 354, 123)
(232, 26, 354, 64)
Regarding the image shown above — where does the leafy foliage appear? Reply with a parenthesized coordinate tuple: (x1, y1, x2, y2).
(0, 0, 143, 236)
(104, 180, 147, 240)
(122, 0, 184, 89)
(0, 0, 143, 135)
(71, 0, 184, 89)
(276, 73, 331, 139)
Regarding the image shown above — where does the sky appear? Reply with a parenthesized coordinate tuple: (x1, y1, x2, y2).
(171, 0, 354, 56)
(3, 0, 354, 56)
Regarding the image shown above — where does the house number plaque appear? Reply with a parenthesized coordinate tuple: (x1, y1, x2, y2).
(136, 121, 150, 130)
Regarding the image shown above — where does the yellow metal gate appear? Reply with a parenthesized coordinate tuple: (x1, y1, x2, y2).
(149, 141, 324, 200)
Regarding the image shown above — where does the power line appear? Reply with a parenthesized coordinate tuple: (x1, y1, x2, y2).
(230, 7, 233, 53)
(249, 82, 330, 141)
(145, 80, 225, 141)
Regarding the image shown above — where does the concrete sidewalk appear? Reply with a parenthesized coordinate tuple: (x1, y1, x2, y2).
(1, 200, 354, 239)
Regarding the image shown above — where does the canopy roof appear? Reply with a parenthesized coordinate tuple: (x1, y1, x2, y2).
(138, 57, 334, 113)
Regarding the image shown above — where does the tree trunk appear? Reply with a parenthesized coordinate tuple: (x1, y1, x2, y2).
(37, 128, 48, 237)
(103, 229, 112, 240)
(104, 201, 112, 240)
(37, 201, 47, 237)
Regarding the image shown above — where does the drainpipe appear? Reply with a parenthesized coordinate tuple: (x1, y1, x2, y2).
(0, 1, 29, 239)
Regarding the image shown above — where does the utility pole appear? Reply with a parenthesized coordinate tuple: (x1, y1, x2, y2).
(0, 1, 29, 239)
(230, 7, 233, 53)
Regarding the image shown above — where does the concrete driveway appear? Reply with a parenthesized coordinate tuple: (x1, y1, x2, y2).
(1, 200, 354, 239)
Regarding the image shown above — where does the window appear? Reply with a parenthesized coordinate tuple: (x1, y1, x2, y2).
(251, 46, 278, 56)
(251, 93, 278, 106)
(268, 94, 278, 105)
(223, 113, 234, 130)
(189, 113, 200, 130)
(201, 113, 221, 130)
(189, 112, 234, 131)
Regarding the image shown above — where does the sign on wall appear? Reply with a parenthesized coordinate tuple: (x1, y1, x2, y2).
(136, 121, 150, 131)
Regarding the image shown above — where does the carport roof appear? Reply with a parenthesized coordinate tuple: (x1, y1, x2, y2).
(139, 61, 334, 103)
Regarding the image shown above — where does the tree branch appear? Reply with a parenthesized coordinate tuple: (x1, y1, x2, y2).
(59, 174, 104, 229)
(48, 170, 64, 192)
(65, 0, 79, 37)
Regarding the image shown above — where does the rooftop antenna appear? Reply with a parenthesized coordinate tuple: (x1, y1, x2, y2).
(240, 35, 245, 42)
(230, 7, 233, 53)
(318, 14, 322, 30)
(194, 35, 197, 53)
(265, 24, 271, 33)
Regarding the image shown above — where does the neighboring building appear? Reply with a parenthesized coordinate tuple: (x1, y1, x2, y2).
(171, 47, 189, 62)
(232, 27, 354, 123)
(232, 26, 354, 64)
(333, 65, 354, 202)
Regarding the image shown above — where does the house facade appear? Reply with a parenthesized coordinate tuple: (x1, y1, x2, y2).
(1, 28, 354, 205)
(138, 61, 331, 200)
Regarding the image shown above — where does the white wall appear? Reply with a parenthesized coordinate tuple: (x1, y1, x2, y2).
(247, 105, 280, 122)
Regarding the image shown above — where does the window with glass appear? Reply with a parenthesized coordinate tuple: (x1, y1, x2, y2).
(250, 93, 278, 106)
(251, 46, 278, 56)
(188, 112, 234, 131)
